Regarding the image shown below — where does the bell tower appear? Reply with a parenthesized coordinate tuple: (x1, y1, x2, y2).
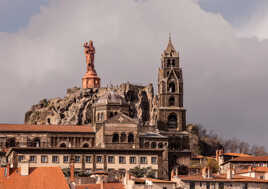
(157, 35, 186, 131)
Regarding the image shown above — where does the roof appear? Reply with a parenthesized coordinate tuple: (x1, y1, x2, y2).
(140, 132, 168, 139)
(223, 156, 268, 165)
(95, 90, 127, 105)
(223, 153, 252, 157)
(75, 183, 125, 189)
(135, 177, 176, 184)
(105, 112, 138, 124)
(0, 124, 94, 133)
(0, 167, 69, 189)
(237, 167, 268, 174)
(179, 174, 268, 183)
(162, 34, 179, 57)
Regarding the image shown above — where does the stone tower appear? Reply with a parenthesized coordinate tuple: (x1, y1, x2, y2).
(157, 35, 186, 131)
(82, 40, 101, 89)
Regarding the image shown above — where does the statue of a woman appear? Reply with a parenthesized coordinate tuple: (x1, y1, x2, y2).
(83, 40, 96, 72)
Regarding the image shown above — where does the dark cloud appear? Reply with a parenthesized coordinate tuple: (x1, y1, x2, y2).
(0, 0, 268, 149)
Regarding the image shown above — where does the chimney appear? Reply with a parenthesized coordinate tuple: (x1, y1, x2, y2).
(20, 160, 29, 176)
(227, 163, 233, 179)
(70, 159, 75, 183)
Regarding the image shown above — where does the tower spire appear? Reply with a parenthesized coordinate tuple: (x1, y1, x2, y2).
(163, 33, 178, 57)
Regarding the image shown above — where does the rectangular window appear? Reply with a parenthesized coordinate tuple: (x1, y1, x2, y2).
(29, 155, 36, 163)
(41, 155, 48, 163)
(129, 156, 136, 164)
(108, 156, 114, 164)
(18, 155, 24, 162)
(75, 156, 81, 163)
(85, 156, 91, 163)
(96, 156, 102, 163)
(151, 157, 157, 164)
(206, 182, 210, 189)
(63, 156, 69, 163)
(243, 183, 248, 189)
(119, 156, 126, 164)
(140, 157, 147, 164)
(190, 182, 195, 189)
(52, 156, 59, 163)
(219, 183, 224, 189)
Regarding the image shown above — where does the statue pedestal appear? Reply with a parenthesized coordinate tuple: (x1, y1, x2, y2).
(82, 69, 100, 89)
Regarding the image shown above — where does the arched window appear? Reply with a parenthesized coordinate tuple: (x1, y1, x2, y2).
(169, 96, 175, 106)
(128, 133, 134, 143)
(59, 143, 67, 148)
(82, 143, 89, 148)
(6, 138, 16, 148)
(109, 112, 114, 118)
(168, 82, 176, 93)
(151, 142, 156, 148)
(168, 113, 177, 128)
(32, 137, 41, 147)
(112, 133, 119, 143)
(167, 59, 171, 67)
(158, 143, 163, 148)
(144, 142, 150, 148)
(97, 113, 100, 121)
(120, 133, 127, 142)
(172, 59, 175, 66)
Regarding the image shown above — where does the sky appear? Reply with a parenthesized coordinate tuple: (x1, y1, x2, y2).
(0, 0, 268, 149)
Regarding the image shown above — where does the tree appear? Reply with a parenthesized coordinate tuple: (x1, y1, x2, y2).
(128, 166, 156, 178)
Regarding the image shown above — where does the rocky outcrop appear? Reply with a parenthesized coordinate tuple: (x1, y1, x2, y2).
(24, 83, 156, 125)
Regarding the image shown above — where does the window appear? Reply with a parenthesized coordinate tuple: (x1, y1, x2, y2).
(119, 156, 126, 164)
(52, 156, 59, 163)
(18, 155, 24, 162)
(128, 133, 134, 143)
(29, 155, 36, 163)
(242, 183, 248, 189)
(112, 133, 119, 143)
(108, 156, 114, 164)
(85, 156, 91, 163)
(151, 142, 156, 148)
(168, 82, 176, 92)
(129, 156, 136, 164)
(120, 133, 127, 142)
(219, 183, 224, 189)
(190, 182, 195, 189)
(168, 96, 175, 106)
(41, 155, 48, 163)
(75, 156, 81, 163)
(158, 143, 163, 148)
(168, 113, 177, 129)
(59, 143, 66, 148)
(151, 157, 157, 164)
(96, 156, 102, 163)
(206, 182, 210, 189)
(140, 157, 147, 164)
(63, 156, 69, 163)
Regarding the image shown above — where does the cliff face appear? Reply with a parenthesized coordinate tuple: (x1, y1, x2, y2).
(24, 83, 157, 126)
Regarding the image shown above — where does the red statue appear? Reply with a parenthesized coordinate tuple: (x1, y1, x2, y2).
(83, 40, 95, 72)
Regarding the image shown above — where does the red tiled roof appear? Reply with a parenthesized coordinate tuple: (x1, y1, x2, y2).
(223, 153, 252, 157)
(134, 177, 176, 184)
(229, 156, 268, 162)
(237, 167, 268, 174)
(0, 124, 94, 133)
(179, 174, 268, 183)
(75, 183, 125, 189)
(0, 167, 69, 189)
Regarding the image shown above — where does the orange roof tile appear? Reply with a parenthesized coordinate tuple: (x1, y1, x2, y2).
(229, 156, 268, 162)
(0, 167, 69, 189)
(0, 123, 94, 133)
(223, 153, 252, 157)
(76, 183, 125, 189)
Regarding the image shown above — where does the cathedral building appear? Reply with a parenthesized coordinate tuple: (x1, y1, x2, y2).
(0, 37, 191, 179)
